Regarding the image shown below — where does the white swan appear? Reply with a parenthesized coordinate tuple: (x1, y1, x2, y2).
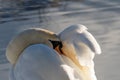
(6, 24, 101, 80)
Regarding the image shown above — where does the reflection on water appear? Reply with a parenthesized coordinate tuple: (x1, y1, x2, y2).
(0, 0, 58, 24)
(0, 0, 120, 80)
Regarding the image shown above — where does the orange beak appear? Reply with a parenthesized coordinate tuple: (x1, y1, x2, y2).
(54, 45, 64, 55)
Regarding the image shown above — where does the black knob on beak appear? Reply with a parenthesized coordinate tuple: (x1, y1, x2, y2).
(49, 40, 63, 49)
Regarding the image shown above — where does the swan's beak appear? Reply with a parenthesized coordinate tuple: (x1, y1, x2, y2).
(55, 45, 63, 55)
(53, 41, 64, 55)
(49, 40, 63, 55)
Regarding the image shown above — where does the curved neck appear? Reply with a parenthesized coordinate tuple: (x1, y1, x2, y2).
(6, 28, 58, 65)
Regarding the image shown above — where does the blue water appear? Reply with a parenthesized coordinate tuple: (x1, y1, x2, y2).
(0, 0, 120, 80)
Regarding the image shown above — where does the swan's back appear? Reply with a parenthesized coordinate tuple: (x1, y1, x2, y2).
(11, 44, 70, 80)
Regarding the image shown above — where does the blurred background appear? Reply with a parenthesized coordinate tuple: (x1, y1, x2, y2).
(0, 0, 120, 80)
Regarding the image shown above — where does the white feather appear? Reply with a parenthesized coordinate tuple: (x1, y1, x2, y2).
(7, 24, 101, 80)
(12, 44, 70, 80)
(59, 24, 101, 80)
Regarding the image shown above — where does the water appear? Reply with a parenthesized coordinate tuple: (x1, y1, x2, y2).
(0, 0, 120, 80)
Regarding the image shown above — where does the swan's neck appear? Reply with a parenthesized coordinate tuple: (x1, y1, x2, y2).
(6, 29, 55, 65)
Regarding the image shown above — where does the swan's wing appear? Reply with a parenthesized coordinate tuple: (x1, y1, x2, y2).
(59, 25, 101, 55)
(58, 24, 101, 80)
(72, 31, 99, 80)
(10, 44, 70, 80)
(73, 30, 101, 57)
(77, 30, 101, 54)
(59, 25, 101, 65)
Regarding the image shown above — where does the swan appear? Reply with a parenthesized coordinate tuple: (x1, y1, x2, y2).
(6, 24, 101, 80)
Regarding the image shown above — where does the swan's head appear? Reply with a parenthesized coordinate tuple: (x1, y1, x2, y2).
(6, 28, 62, 65)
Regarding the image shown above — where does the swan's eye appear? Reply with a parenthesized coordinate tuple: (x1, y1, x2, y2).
(49, 40, 62, 49)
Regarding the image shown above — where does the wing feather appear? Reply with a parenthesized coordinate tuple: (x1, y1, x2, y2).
(11, 44, 70, 80)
